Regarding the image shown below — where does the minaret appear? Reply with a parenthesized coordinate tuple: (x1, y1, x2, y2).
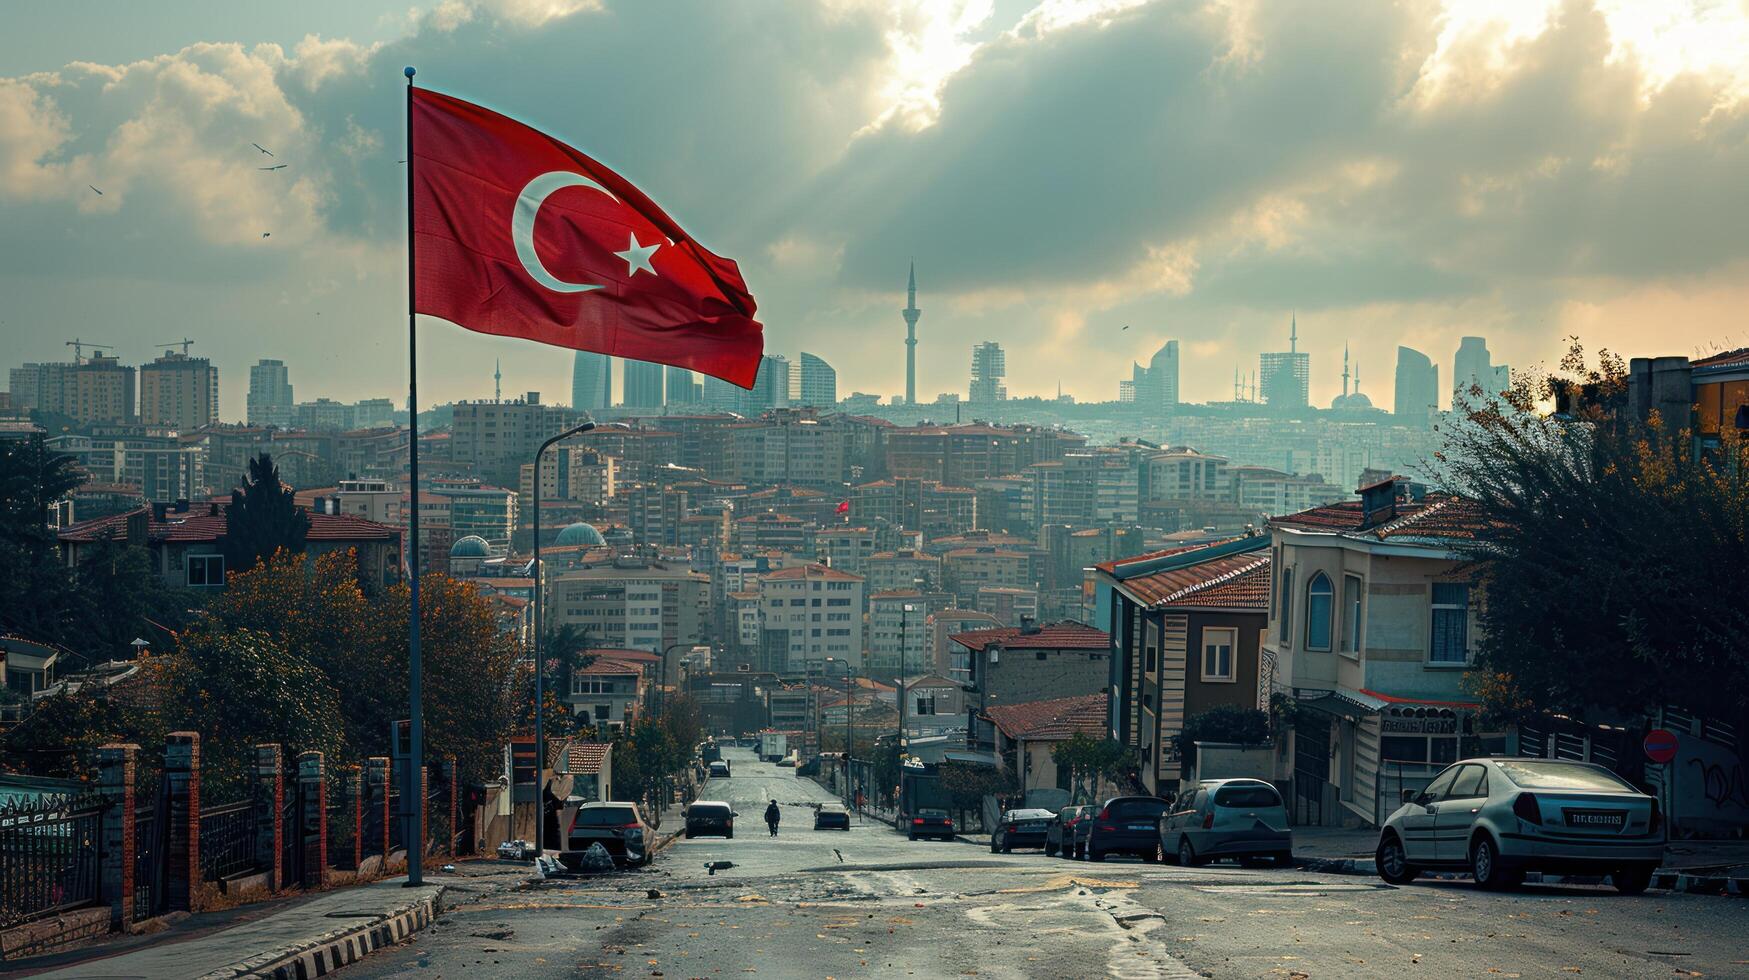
(494, 358, 502, 403)
(902, 261, 921, 405)
(1290, 312, 1298, 354)
(1341, 344, 1351, 397)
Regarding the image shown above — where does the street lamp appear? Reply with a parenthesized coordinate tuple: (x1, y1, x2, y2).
(897, 603, 918, 755)
(532, 419, 594, 852)
(823, 656, 856, 804)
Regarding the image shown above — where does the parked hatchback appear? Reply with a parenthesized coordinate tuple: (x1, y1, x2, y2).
(815, 801, 851, 830)
(1047, 805, 1091, 858)
(562, 801, 654, 869)
(1375, 758, 1664, 893)
(991, 808, 1056, 853)
(1083, 796, 1173, 862)
(908, 807, 955, 841)
(1159, 779, 1292, 867)
(684, 800, 736, 839)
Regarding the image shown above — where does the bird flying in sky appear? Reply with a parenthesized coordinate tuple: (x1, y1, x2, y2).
(87, 185, 102, 196)
(257, 164, 287, 171)
(252, 143, 273, 156)
(261, 232, 271, 238)
(1121, 324, 1130, 330)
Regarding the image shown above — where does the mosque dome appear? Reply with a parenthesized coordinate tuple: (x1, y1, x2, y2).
(555, 522, 607, 547)
(449, 535, 491, 558)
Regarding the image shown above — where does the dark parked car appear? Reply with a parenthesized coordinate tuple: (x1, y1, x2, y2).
(991, 807, 1056, 853)
(1082, 796, 1172, 862)
(684, 800, 736, 839)
(562, 801, 654, 868)
(1047, 805, 1092, 857)
(908, 807, 955, 841)
(815, 801, 851, 830)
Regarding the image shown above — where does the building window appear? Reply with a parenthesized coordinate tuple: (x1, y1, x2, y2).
(187, 553, 225, 588)
(1280, 567, 1294, 640)
(915, 695, 935, 715)
(1202, 628, 1236, 682)
(1430, 583, 1470, 664)
(1305, 572, 1333, 651)
(1342, 574, 1363, 653)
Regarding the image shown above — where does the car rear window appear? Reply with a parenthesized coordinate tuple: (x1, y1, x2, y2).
(918, 808, 949, 817)
(1213, 784, 1282, 808)
(1493, 760, 1637, 792)
(690, 804, 730, 817)
(1107, 798, 1169, 820)
(576, 806, 638, 826)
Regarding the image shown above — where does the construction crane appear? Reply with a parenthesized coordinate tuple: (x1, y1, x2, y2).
(154, 338, 196, 357)
(65, 338, 119, 361)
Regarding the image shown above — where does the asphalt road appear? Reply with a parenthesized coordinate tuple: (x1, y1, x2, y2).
(345, 748, 1749, 979)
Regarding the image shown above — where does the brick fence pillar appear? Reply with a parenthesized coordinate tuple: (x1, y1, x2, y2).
(448, 756, 459, 857)
(366, 756, 390, 865)
(419, 766, 430, 860)
(348, 767, 364, 870)
(297, 752, 327, 890)
(163, 732, 200, 912)
(252, 745, 283, 890)
(97, 743, 139, 930)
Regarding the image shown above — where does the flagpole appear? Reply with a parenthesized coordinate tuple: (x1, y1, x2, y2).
(403, 64, 425, 888)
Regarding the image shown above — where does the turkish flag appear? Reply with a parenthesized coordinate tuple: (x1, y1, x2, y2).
(410, 88, 764, 387)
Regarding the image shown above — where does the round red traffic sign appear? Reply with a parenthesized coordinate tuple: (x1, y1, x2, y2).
(1643, 728, 1679, 764)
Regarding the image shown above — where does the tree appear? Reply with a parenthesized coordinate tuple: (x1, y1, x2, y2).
(1175, 706, 1270, 777)
(937, 760, 1008, 829)
(1435, 341, 1749, 735)
(73, 535, 194, 661)
(222, 453, 309, 575)
(1050, 733, 1128, 805)
(0, 435, 84, 643)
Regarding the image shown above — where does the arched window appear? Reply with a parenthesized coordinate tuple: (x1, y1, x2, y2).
(1305, 572, 1334, 651)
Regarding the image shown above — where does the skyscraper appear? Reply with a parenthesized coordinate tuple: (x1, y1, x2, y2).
(1142, 340, 1179, 412)
(1393, 346, 1439, 427)
(247, 359, 295, 427)
(623, 358, 665, 408)
(139, 350, 219, 430)
(748, 354, 790, 414)
(665, 365, 698, 405)
(1259, 315, 1310, 411)
(571, 350, 612, 410)
(902, 262, 921, 405)
(1453, 336, 1501, 404)
(969, 342, 1006, 403)
(797, 352, 837, 408)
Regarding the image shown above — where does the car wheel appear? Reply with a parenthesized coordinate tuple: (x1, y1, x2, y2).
(1375, 834, 1418, 884)
(1002, 843, 1012, 854)
(1612, 864, 1656, 895)
(1470, 835, 1520, 890)
(1178, 838, 1204, 868)
(990, 840, 1000, 853)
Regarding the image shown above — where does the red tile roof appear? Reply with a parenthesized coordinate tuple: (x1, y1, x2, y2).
(1112, 551, 1271, 610)
(57, 501, 397, 544)
(1270, 493, 1489, 542)
(585, 648, 661, 663)
(1693, 347, 1749, 369)
(1094, 538, 1244, 575)
(579, 658, 643, 676)
(950, 622, 1109, 652)
(984, 692, 1107, 741)
(563, 742, 611, 775)
(761, 563, 863, 582)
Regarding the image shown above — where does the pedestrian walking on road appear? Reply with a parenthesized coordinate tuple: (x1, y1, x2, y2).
(765, 799, 781, 837)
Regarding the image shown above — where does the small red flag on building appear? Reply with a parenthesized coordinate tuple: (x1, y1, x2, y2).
(836, 500, 851, 514)
(409, 88, 764, 387)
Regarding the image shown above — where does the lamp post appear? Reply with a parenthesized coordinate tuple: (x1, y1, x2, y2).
(823, 656, 855, 801)
(532, 420, 594, 852)
(657, 642, 694, 715)
(897, 603, 917, 756)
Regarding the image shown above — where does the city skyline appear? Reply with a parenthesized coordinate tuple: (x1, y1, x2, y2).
(5, 2, 1749, 417)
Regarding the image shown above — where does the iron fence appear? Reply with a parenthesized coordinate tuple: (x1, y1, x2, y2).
(326, 778, 355, 870)
(0, 793, 105, 929)
(134, 802, 166, 920)
(198, 799, 259, 882)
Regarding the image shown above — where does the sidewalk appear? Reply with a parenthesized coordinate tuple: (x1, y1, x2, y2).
(15, 875, 453, 979)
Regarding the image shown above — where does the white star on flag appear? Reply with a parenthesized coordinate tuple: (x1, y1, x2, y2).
(615, 233, 661, 278)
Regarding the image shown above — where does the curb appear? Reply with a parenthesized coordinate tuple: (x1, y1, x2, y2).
(1297, 856, 1749, 893)
(195, 888, 444, 980)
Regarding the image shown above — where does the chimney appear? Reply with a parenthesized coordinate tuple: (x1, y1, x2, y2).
(1358, 477, 1398, 529)
(208, 501, 220, 516)
(174, 498, 190, 513)
(151, 501, 169, 522)
(126, 510, 149, 547)
(1018, 615, 1040, 635)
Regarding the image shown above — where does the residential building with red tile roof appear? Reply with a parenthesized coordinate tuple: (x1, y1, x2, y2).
(979, 692, 1114, 800)
(955, 621, 1111, 755)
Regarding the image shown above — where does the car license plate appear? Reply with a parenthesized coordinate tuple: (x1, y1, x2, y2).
(1022, 822, 1043, 830)
(1563, 809, 1625, 829)
(1128, 823, 1151, 831)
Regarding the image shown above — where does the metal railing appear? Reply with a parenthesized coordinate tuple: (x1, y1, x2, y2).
(198, 799, 259, 882)
(0, 793, 105, 929)
(134, 803, 165, 920)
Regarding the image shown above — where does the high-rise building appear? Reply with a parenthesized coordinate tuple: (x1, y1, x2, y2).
(9, 353, 136, 424)
(247, 359, 294, 427)
(622, 359, 665, 408)
(748, 354, 790, 414)
(571, 350, 612, 410)
(139, 351, 219, 430)
(450, 392, 588, 476)
(969, 342, 1006, 403)
(1138, 340, 1179, 412)
(702, 374, 745, 414)
(665, 365, 698, 405)
(1259, 315, 1310, 411)
(1393, 346, 1439, 427)
(1452, 336, 1509, 405)
(797, 352, 837, 408)
(902, 262, 921, 405)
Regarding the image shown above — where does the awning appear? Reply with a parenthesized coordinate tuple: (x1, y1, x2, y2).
(1296, 685, 1479, 722)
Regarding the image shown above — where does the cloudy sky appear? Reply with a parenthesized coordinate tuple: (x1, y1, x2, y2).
(4, 0, 1747, 418)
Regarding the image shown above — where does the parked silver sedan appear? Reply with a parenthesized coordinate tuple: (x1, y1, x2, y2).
(1376, 758, 1664, 893)
(1157, 778, 1292, 867)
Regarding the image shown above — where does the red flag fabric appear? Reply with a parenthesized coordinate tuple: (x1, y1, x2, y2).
(836, 500, 850, 514)
(410, 88, 764, 387)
